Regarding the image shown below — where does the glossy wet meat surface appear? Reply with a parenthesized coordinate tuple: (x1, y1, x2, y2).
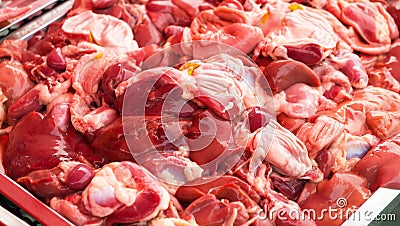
(0, 0, 400, 225)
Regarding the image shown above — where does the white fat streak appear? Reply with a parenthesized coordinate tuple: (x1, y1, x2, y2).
(159, 170, 181, 185)
(223, 206, 237, 226)
(180, 77, 197, 100)
(183, 165, 204, 181)
(254, 120, 311, 178)
(38, 79, 71, 105)
(150, 218, 198, 226)
(113, 166, 137, 207)
(82, 164, 122, 217)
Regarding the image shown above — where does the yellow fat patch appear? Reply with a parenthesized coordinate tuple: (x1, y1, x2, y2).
(93, 52, 104, 60)
(288, 3, 303, 11)
(89, 32, 94, 43)
(179, 62, 200, 75)
(258, 12, 270, 25)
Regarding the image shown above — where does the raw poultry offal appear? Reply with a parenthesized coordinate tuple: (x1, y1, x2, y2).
(0, 0, 399, 225)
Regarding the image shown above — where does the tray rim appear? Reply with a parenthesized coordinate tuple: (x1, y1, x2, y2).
(0, 0, 61, 34)
(0, 171, 74, 225)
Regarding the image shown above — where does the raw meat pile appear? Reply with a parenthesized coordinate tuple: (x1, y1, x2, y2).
(0, 5, 31, 24)
(0, 0, 399, 225)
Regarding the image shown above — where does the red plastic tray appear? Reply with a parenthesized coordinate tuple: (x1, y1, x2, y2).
(0, 172, 74, 225)
(0, 134, 72, 225)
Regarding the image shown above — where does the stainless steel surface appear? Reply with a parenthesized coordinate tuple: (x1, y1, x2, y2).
(1, 0, 74, 41)
(0, 0, 65, 38)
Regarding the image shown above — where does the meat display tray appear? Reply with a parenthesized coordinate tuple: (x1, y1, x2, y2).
(0, 0, 74, 42)
(0, 1, 399, 225)
(0, 171, 74, 225)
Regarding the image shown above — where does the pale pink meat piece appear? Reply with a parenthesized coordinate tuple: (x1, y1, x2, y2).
(233, 151, 315, 225)
(182, 194, 250, 225)
(61, 41, 99, 57)
(164, 25, 185, 46)
(297, 86, 400, 173)
(368, 66, 400, 93)
(81, 161, 170, 224)
(317, 86, 400, 128)
(134, 12, 163, 47)
(61, 11, 138, 49)
(327, 0, 399, 44)
(327, 51, 369, 88)
(314, 63, 351, 90)
(365, 39, 400, 91)
(327, 132, 379, 172)
(146, 0, 203, 31)
(72, 52, 122, 104)
(314, 0, 398, 54)
(70, 94, 118, 134)
(250, 119, 322, 182)
(351, 86, 400, 112)
(183, 6, 263, 54)
(0, 60, 34, 107)
(50, 194, 103, 226)
(0, 40, 28, 61)
(172, 0, 203, 16)
(296, 115, 345, 159)
(255, 2, 338, 65)
(274, 83, 322, 119)
(121, 4, 163, 47)
(0, 6, 31, 22)
(71, 48, 142, 105)
(188, 23, 264, 55)
(312, 62, 353, 101)
(366, 110, 400, 140)
(214, 4, 248, 23)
